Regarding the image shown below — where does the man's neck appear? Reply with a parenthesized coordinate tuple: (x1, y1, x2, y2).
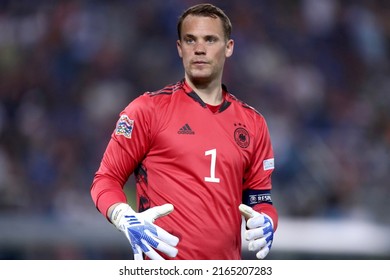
(185, 77, 223, 105)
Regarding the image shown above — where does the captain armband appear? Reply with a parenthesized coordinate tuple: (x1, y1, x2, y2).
(242, 189, 273, 206)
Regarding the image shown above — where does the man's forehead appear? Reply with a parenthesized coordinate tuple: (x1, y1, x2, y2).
(181, 15, 224, 36)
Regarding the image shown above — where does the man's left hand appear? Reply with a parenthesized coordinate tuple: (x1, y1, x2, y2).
(239, 204, 274, 259)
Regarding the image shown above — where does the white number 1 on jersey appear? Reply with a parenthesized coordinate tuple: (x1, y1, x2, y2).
(204, 149, 220, 183)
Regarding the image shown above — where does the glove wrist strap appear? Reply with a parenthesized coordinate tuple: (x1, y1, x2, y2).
(110, 203, 133, 228)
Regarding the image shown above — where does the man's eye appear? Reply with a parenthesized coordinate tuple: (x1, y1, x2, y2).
(206, 37, 217, 43)
(185, 38, 195, 44)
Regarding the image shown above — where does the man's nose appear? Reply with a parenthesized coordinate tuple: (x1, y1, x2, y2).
(194, 42, 206, 55)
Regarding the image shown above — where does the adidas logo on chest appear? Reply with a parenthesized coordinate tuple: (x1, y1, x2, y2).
(177, 123, 195, 135)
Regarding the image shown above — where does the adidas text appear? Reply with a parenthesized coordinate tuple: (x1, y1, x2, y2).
(178, 124, 195, 135)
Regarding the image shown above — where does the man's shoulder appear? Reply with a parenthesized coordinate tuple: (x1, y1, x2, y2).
(144, 80, 184, 98)
(226, 91, 264, 119)
(125, 81, 184, 113)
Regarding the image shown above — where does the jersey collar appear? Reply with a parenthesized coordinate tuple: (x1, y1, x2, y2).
(181, 79, 231, 113)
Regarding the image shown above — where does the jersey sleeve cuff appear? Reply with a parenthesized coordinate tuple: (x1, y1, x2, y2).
(96, 190, 128, 220)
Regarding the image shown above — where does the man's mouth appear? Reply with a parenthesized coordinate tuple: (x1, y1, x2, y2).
(192, 60, 208, 65)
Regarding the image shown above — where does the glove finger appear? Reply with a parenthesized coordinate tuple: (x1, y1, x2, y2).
(124, 228, 144, 257)
(140, 240, 165, 260)
(155, 225, 180, 246)
(239, 204, 257, 220)
(146, 204, 174, 222)
(247, 214, 266, 229)
(156, 241, 178, 258)
(133, 244, 144, 260)
(245, 227, 264, 241)
(248, 236, 268, 252)
(256, 243, 271, 259)
(146, 229, 179, 258)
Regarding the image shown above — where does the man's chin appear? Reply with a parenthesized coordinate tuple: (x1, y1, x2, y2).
(188, 72, 213, 82)
(188, 76, 212, 86)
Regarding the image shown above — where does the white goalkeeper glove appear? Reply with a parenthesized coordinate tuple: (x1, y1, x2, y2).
(110, 203, 179, 260)
(239, 204, 274, 259)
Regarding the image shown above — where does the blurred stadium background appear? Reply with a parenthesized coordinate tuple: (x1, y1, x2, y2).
(0, 0, 389, 260)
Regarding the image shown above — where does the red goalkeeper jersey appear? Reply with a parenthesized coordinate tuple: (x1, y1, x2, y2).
(91, 79, 277, 260)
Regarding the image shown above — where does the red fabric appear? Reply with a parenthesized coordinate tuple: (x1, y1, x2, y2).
(206, 103, 222, 113)
(90, 80, 277, 259)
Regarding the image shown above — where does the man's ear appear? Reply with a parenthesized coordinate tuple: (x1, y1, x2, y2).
(177, 40, 183, 58)
(225, 39, 234, 58)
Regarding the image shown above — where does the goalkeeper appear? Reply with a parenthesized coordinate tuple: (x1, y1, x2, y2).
(90, 3, 278, 260)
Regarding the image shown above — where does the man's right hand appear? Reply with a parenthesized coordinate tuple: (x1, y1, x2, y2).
(110, 203, 179, 260)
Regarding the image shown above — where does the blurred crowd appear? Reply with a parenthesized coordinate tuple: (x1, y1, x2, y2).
(0, 0, 389, 244)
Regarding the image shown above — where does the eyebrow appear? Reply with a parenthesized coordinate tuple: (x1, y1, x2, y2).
(182, 34, 220, 40)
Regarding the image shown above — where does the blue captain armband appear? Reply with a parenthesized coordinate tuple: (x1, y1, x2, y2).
(242, 189, 273, 206)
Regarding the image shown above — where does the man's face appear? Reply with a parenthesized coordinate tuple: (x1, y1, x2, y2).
(177, 15, 234, 85)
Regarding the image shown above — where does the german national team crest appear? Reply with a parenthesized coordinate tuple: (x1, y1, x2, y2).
(115, 114, 134, 139)
(234, 123, 250, 148)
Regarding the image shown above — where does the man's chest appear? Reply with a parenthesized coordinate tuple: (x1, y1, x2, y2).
(148, 103, 253, 174)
